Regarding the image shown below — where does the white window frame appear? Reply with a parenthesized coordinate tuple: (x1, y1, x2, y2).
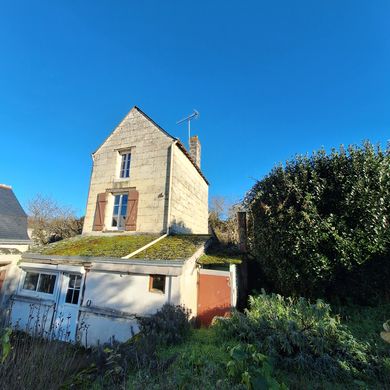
(64, 274, 82, 305)
(119, 152, 131, 179)
(111, 193, 128, 230)
(18, 269, 59, 300)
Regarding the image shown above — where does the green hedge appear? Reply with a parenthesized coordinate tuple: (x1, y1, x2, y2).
(245, 142, 390, 303)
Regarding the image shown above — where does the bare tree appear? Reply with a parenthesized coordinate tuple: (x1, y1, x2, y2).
(28, 195, 84, 245)
(209, 195, 242, 244)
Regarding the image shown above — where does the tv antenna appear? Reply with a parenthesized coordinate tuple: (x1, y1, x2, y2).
(176, 109, 199, 148)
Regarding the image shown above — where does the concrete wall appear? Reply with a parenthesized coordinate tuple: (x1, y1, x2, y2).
(83, 271, 180, 314)
(83, 108, 173, 234)
(0, 242, 30, 308)
(179, 255, 199, 317)
(170, 144, 209, 234)
(78, 271, 180, 345)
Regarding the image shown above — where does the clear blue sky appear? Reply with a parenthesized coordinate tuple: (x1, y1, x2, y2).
(1, 1, 389, 215)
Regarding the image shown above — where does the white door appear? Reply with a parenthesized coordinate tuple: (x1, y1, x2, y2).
(54, 273, 83, 342)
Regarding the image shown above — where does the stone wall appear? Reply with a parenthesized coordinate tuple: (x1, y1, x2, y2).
(170, 144, 209, 234)
(83, 108, 173, 234)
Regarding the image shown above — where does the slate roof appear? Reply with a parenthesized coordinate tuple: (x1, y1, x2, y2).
(0, 185, 30, 242)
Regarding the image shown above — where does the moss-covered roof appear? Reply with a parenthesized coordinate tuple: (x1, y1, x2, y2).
(132, 235, 210, 259)
(28, 234, 211, 259)
(29, 235, 159, 258)
(198, 243, 242, 265)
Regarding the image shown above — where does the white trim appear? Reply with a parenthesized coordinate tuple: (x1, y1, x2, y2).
(199, 268, 230, 276)
(18, 269, 59, 300)
(20, 262, 86, 274)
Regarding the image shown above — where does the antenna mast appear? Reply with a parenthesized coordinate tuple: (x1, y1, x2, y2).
(176, 109, 199, 148)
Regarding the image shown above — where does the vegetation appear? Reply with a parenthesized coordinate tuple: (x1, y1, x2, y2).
(0, 329, 90, 390)
(244, 142, 390, 303)
(1, 299, 389, 389)
(209, 195, 241, 245)
(132, 234, 210, 259)
(198, 241, 242, 265)
(31, 234, 158, 257)
(28, 194, 84, 245)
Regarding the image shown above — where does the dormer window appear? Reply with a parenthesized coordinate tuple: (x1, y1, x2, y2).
(120, 152, 131, 178)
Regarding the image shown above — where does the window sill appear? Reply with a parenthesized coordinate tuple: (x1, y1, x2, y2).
(149, 289, 165, 295)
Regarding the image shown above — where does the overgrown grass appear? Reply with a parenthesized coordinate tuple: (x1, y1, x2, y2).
(31, 234, 159, 257)
(127, 328, 239, 389)
(0, 330, 91, 390)
(132, 234, 210, 259)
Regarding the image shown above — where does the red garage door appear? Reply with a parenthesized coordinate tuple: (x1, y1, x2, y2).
(197, 269, 231, 326)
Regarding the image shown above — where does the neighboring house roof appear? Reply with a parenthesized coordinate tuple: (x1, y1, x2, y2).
(0, 185, 30, 242)
(93, 106, 209, 185)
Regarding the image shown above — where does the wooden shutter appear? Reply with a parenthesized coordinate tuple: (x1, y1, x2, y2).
(92, 193, 107, 231)
(125, 190, 139, 231)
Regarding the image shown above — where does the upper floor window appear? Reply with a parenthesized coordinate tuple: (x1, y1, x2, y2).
(120, 152, 131, 178)
(22, 271, 57, 295)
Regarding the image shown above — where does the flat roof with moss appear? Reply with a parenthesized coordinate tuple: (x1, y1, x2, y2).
(30, 235, 159, 258)
(132, 235, 210, 259)
(197, 243, 242, 265)
(28, 234, 211, 259)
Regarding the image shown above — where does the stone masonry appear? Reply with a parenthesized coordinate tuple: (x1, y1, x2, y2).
(82, 107, 209, 235)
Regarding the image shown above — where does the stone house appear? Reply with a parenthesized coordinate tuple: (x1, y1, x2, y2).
(83, 106, 209, 235)
(4, 107, 237, 345)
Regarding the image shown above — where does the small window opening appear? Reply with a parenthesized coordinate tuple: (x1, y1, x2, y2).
(149, 275, 166, 294)
(65, 274, 82, 305)
(120, 152, 131, 178)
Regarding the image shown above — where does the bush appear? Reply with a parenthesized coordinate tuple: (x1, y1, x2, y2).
(244, 142, 390, 303)
(71, 304, 191, 388)
(137, 304, 191, 346)
(215, 293, 378, 381)
(227, 344, 286, 389)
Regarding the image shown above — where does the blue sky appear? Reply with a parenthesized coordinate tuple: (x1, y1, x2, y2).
(1, 1, 389, 215)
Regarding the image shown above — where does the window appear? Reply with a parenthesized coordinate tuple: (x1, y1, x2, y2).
(149, 275, 166, 294)
(22, 271, 56, 294)
(65, 274, 82, 305)
(112, 193, 128, 229)
(120, 152, 131, 178)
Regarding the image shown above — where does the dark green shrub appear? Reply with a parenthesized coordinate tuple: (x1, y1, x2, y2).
(137, 303, 191, 346)
(215, 293, 378, 381)
(244, 142, 390, 302)
(227, 344, 286, 389)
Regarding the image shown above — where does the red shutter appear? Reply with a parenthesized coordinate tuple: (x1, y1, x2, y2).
(92, 193, 107, 231)
(125, 190, 139, 231)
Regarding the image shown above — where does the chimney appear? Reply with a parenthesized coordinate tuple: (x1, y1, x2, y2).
(189, 135, 201, 168)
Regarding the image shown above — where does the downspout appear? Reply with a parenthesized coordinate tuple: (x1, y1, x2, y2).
(166, 140, 177, 235)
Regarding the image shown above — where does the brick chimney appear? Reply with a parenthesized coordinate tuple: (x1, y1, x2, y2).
(189, 135, 201, 168)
